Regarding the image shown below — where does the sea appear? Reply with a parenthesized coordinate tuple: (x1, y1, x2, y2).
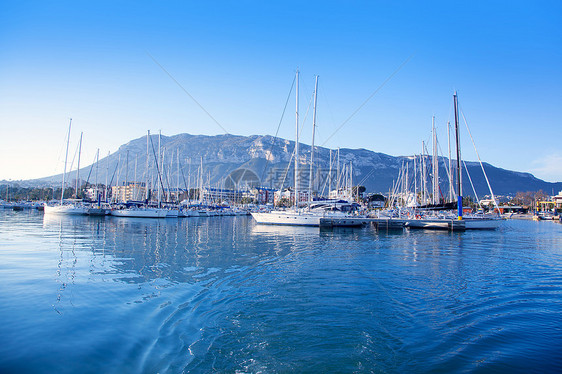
(0, 209, 561, 373)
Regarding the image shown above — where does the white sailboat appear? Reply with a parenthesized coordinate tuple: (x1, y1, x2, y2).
(110, 130, 168, 218)
(251, 72, 365, 227)
(44, 119, 88, 215)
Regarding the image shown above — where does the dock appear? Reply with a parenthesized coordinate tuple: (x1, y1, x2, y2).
(317, 216, 467, 231)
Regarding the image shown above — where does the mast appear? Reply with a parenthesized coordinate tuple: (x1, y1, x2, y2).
(350, 161, 353, 201)
(94, 149, 99, 202)
(454, 92, 463, 218)
(176, 150, 180, 203)
(105, 151, 110, 202)
(125, 150, 129, 198)
(114, 154, 121, 203)
(75, 131, 83, 199)
(309, 75, 318, 207)
(187, 158, 191, 203)
(421, 141, 426, 205)
(328, 149, 332, 195)
(158, 131, 162, 207)
(145, 131, 150, 202)
(336, 148, 340, 192)
(294, 69, 299, 210)
(413, 155, 417, 206)
(447, 121, 453, 202)
(133, 155, 138, 201)
(199, 156, 203, 204)
(432, 116, 438, 205)
(61, 118, 72, 204)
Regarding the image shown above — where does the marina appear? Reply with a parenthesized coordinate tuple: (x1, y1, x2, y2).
(1, 2, 561, 372)
(1, 209, 561, 372)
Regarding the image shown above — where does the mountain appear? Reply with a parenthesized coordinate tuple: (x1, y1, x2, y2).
(29, 133, 562, 197)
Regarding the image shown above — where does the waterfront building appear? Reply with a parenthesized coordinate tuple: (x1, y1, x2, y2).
(111, 182, 147, 203)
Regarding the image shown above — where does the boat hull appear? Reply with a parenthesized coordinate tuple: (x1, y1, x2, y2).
(110, 208, 168, 218)
(463, 218, 501, 230)
(251, 211, 321, 226)
(44, 204, 88, 215)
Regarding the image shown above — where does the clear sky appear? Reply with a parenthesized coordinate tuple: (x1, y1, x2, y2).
(1, 0, 561, 183)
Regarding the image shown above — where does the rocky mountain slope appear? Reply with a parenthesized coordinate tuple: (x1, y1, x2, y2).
(30, 133, 562, 197)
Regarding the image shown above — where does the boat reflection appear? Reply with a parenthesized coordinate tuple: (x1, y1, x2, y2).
(41, 215, 289, 287)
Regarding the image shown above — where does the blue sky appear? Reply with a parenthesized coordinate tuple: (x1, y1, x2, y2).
(1, 1, 561, 183)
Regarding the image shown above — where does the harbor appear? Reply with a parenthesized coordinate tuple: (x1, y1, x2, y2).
(2, 1, 561, 372)
(1, 209, 561, 373)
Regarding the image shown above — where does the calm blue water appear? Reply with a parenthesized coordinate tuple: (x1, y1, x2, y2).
(0, 210, 561, 373)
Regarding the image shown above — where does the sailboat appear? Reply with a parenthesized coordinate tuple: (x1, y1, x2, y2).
(404, 93, 501, 230)
(251, 72, 366, 227)
(451, 93, 501, 230)
(44, 119, 88, 215)
(110, 130, 168, 218)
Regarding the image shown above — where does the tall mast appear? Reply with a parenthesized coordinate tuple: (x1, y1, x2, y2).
(145, 130, 150, 202)
(421, 141, 426, 205)
(94, 148, 99, 202)
(454, 92, 463, 218)
(125, 150, 129, 195)
(187, 158, 191, 203)
(105, 151, 110, 202)
(336, 148, 340, 191)
(134, 155, 138, 201)
(75, 131, 83, 199)
(328, 149, 332, 194)
(447, 121, 453, 202)
(158, 131, 162, 207)
(176, 149, 180, 203)
(294, 69, 299, 210)
(115, 154, 122, 203)
(309, 75, 318, 207)
(350, 161, 353, 201)
(199, 156, 203, 204)
(61, 118, 72, 204)
(432, 116, 438, 205)
(413, 155, 417, 206)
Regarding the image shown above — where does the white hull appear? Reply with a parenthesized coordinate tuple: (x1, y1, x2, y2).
(405, 218, 451, 230)
(43, 204, 88, 215)
(110, 208, 168, 218)
(251, 211, 322, 226)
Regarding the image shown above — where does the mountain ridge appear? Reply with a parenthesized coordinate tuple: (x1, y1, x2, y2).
(13, 132, 562, 197)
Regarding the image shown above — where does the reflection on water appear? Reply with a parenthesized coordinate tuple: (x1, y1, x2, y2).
(1, 211, 562, 373)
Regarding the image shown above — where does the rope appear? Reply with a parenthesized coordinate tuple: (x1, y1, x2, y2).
(460, 107, 500, 213)
(463, 159, 483, 210)
(321, 54, 414, 147)
(147, 51, 229, 134)
(260, 76, 296, 184)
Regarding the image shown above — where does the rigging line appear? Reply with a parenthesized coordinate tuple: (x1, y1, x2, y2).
(149, 135, 166, 198)
(84, 150, 98, 187)
(279, 147, 296, 191)
(357, 167, 377, 188)
(260, 76, 296, 183)
(436, 135, 454, 200)
(463, 159, 483, 210)
(459, 106, 500, 212)
(321, 53, 414, 147)
(146, 51, 230, 134)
